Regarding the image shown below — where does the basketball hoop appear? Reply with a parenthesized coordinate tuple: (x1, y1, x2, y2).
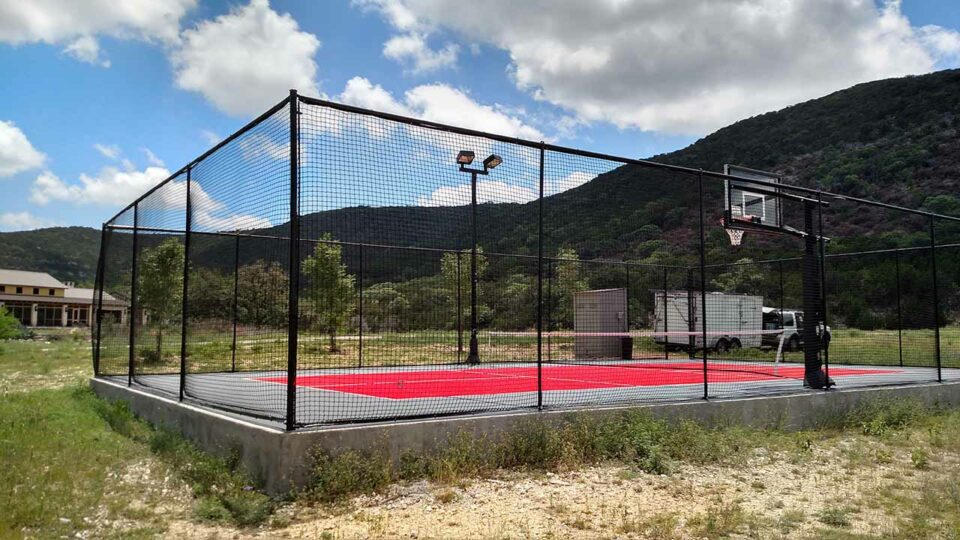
(721, 217, 744, 246)
(725, 228, 744, 246)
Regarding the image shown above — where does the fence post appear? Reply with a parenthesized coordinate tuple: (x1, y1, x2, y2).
(817, 191, 830, 386)
(778, 261, 784, 330)
(895, 249, 903, 367)
(536, 143, 545, 410)
(456, 251, 462, 363)
(358, 243, 364, 368)
(930, 216, 942, 382)
(93, 225, 107, 376)
(697, 170, 709, 400)
(286, 89, 301, 431)
(547, 259, 554, 362)
(662, 267, 668, 360)
(128, 204, 139, 386)
(231, 234, 240, 372)
(178, 165, 193, 401)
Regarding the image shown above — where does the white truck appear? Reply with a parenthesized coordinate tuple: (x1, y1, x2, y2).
(761, 307, 831, 352)
(653, 291, 763, 352)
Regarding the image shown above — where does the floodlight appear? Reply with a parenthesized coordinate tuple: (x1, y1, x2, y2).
(456, 150, 475, 165)
(483, 154, 503, 170)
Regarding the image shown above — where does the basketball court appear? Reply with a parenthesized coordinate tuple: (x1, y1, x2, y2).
(112, 354, 958, 427)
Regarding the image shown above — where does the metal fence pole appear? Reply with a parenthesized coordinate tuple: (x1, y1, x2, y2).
(128, 204, 139, 386)
(778, 261, 785, 342)
(231, 234, 240, 372)
(895, 249, 903, 367)
(930, 216, 942, 382)
(697, 170, 709, 400)
(358, 243, 364, 368)
(93, 225, 107, 375)
(662, 267, 668, 360)
(456, 251, 462, 363)
(817, 191, 830, 386)
(537, 144, 545, 410)
(178, 165, 193, 401)
(547, 259, 554, 362)
(286, 90, 301, 431)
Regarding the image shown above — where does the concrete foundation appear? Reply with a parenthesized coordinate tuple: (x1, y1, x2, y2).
(91, 377, 960, 495)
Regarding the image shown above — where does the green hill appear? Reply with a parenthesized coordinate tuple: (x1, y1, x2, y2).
(5, 69, 960, 285)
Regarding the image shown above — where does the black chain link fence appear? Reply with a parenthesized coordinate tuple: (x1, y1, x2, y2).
(92, 92, 960, 429)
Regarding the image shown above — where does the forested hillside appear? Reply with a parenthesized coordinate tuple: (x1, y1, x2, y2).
(4, 69, 960, 288)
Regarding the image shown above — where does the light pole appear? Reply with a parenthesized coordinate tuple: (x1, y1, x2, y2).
(456, 150, 503, 365)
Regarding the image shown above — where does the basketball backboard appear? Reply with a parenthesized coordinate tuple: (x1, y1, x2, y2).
(724, 164, 782, 232)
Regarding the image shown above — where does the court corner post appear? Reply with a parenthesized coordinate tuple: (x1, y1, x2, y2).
(286, 89, 301, 431)
(930, 215, 942, 382)
(536, 141, 545, 410)
(697, 169, 709, 400)
(178, 164, 193, 402)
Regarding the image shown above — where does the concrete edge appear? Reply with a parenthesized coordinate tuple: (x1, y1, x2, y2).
(90, 377, 960, 494)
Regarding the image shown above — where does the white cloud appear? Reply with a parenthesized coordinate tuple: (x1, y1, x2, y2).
(62, 36, 110, 67)
(0, 121, 46, 178)
(417, 179, 536, 206)
(336, 76, 543, 139)
(365, 0, 960, 135)
(200, 130, 222, 145)
(239, 133, 289, 162)
(142, 148, 165, 167)
(172, 0, 321, 117)
(146, 179, 273, 231)
(94, 143, 122, 160)
(30, 167, 171, 206)
(383, 32, 458, 73)
(0, 211, 54, 232)
(547, 171, 592, 195)
(0, 0, 194, 67)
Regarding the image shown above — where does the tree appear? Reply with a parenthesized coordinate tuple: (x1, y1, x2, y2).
(236, 261, 288, 327)
(364, 283, 409, 332)
(551, 247, 587, 329)
(0, 306, 20, 340)
(138, 239, 184, 361)
(302, 235, 355, 352)
(711, 257, 766, 294)
(440, 247, 488, 328)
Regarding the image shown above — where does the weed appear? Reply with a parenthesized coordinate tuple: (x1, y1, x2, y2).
(309, 449, 392, 502)
(911, 448, 929, 470)
(817, 507, 852, 527)
(434, 489, 458, 504)
(688, 501, 748, 538)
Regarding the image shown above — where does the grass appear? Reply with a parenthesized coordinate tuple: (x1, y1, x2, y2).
(6, 334, 960, 537)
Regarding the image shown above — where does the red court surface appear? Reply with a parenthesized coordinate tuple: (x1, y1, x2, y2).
(258, 362, 898, 400)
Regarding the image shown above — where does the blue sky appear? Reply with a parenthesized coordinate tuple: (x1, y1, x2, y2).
(0, 0, 958, 231)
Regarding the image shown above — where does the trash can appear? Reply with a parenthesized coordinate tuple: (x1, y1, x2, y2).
(621, 336, 633, 360)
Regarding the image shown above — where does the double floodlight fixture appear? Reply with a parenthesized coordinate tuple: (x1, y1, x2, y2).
(456, 150, 503, 174)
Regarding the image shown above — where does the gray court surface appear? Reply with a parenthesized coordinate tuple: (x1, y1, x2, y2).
(106, 359, 960, 429)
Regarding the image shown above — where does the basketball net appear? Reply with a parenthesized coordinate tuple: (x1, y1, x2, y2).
(721, 217, 744, 246)
(725, 228, 744, 246)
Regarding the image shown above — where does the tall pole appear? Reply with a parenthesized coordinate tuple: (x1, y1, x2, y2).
(536, 144, 544, 409)
(895, 249, 903, 367)
(930, 216, 942, 382)
(697, 170, 709, 400)
(662, 267, 668, 360)
(778, 261, 785, 332)
(456, 251, 463, 363)
(93, 225, 108, 375)
(286, 89, 300, 431)
(231, 234, 240, 372)
(128, 204, 139, 387)
(817, 191, 830, 387)
(467, 170, 480, 365)
(178, 165, 193, 401)
(358, 243, 364, 368)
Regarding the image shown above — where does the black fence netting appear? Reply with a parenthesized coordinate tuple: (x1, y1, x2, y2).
(92, 93, 960, 429)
